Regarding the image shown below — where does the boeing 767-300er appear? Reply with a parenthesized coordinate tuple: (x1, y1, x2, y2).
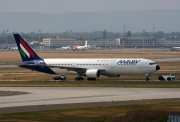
(13, 34, 160, 81)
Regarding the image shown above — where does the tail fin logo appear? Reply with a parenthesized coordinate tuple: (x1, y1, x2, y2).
(20, 38, 34, 58)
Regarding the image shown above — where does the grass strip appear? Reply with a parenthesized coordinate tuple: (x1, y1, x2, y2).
(0, 80, 180, 88)
(0, 102, 180, 122)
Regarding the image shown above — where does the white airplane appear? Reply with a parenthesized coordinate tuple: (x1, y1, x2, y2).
(74, 41, 88, 50)
(13, 34, 160, 81)
(170, 47, 180, 51)
(10, 47, 18, 50)
(61, 46, 70, 50)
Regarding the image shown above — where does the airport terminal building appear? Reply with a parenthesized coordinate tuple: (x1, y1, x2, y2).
(120, 37, 156, 48)
(42, 37, 157, 48)
(156, 39, 180, 47)
(42, 37, 120, 48)
(42, 37, 77, 48)
(87, 39, 120, 48)
(41, 36, 180, 49)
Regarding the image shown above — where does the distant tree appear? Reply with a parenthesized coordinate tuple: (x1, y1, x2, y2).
(156, 31, 164, 38)
(127, 31, 131, 37)
(114, 33, 120, 38)
(103, 30, 107, 39)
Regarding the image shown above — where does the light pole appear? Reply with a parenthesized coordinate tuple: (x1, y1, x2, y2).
(70, 30, 71, 47)
(38, 30, 41, 42)
(6, 30, 9, 49)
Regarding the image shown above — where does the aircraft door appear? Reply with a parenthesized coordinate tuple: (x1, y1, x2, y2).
(111, 60, 116, 69)
(139, 62, 143, 68)
(73, 62, 76, 66)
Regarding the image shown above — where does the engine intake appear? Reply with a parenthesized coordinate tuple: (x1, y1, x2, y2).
(86, 69, 100, 78)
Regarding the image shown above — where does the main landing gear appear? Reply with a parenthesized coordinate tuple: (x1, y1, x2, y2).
(75, 73, 84, 81)
(75, 77, 84, 81)
(75, 73, 97, 81)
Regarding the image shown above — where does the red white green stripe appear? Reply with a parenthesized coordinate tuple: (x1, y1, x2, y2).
(20, 38, 34, 58)
(20, 43, 30, 58)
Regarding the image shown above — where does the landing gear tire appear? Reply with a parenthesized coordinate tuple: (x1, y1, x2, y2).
(145, 77, 150, 81)
(167, 77, 171, 81)
(145, 73, 150, 81)
(87, 78, 96, 81)
(75, 77, 84, 81)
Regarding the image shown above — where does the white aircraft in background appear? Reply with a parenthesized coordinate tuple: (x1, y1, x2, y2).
(170, 47, 180, 51)
(10, 47, 18, 50)
(13, 34, 160, 81)
(61, 46, 70, 50)
(74, 41, 88, 50)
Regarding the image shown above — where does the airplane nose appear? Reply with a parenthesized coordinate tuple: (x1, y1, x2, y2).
(156, 65, 160, 71)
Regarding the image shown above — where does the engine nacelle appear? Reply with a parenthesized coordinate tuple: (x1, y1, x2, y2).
(86, 69, 100, 78)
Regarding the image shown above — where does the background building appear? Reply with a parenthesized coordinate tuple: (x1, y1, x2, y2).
(120, 37, 156, 48)
(156, 39, 180, 47)
(88, 39, 120, 48)
(42, 36, 77, 48)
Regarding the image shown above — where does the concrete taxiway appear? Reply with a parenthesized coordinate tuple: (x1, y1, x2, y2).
(0, 87, 180, 114)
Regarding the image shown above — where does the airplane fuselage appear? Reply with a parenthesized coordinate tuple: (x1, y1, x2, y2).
(22, 58, 159, 77)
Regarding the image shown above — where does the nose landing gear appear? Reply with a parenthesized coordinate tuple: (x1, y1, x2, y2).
(145, 73, 150, 81)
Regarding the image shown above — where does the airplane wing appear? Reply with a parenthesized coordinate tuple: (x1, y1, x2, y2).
(19, 63, 106, 73)
(46, 65, 106, 73)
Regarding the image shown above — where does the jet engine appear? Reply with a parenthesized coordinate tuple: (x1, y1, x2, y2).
(86, 69, 100, 78)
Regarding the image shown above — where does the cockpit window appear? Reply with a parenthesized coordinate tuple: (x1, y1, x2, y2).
(149, 63, 156, 65)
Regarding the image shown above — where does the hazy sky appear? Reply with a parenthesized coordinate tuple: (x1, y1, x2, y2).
(1, 0, 180, 13)
(1, 0, 180, 33)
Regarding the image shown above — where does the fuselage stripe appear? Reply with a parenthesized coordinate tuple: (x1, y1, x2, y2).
(20, 38, 34, 58)
(20, 48, 26, 58)
(20, 43, 30, 58)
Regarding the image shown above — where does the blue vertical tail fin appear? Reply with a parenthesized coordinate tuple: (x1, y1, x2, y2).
(13, 34, 42, 61)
